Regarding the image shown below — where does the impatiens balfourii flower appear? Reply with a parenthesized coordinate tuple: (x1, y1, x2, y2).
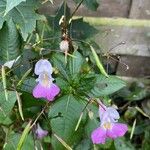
(35, 123, 48, 139)
(33, 59, 60, 101)
(91, 103, 128, 144)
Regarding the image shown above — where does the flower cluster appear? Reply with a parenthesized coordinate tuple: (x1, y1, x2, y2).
(33, 59, 60, 101)
(91, 102, 128, 144)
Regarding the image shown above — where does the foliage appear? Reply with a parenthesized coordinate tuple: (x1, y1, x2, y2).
(0, 1, 149, 150)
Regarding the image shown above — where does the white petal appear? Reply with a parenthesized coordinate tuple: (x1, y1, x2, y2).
(34, 59, 53, 75)
(107, 107, 120, 121)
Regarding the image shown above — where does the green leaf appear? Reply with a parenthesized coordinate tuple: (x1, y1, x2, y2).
(0, 19, 21, 62)
(17, 121, 32, 150)
(70, 18, 97, 39)
(0, 17, 4, 29)
(51, 53, 69, 80)
(74, 139, 92, 150)
(20, 77, 36, 93)
(48, 95, 86, 149)
(4, 0, 26, 15)
(4, 132, 34, 150)
(74, 0, 99, 11)
(84, 104, 99, 138)
(0, 0, 44, 40)
(90, 75, 126, 97)
(142, 127, 150, 150)
(68, 51, 84, 77)
(114, 137, 135, 150)
(0, 91, 17, 123)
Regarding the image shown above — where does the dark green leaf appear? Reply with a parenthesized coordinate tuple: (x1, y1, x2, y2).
(70, 18, 97, 39)
(68, 50, 84, 77)
(0, 91, 16, 123)
(90, 75, 126, 97)
(0, 19, 21, 62)
(51, 53, 69, 80)
(0, 0, 44, 40)
(48, 95, 86, 149)
(5, 0, 26, 15)
(4, 132, 34, 150)
(114, 137, 135, 150)
(74, 139, 92, 150)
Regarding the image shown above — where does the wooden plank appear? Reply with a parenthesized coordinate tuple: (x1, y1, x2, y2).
(39, 0, 131, 18)
(93, 25, 150, 57)
(129, 0, 150, 19)
(116, 55, 150, 77)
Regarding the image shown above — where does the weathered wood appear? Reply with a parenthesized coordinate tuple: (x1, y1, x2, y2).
(39, 0, 131, 17)
(93, 25, 150, 57)
(116, 55, 150, 77)
(129, 0, 150, 19)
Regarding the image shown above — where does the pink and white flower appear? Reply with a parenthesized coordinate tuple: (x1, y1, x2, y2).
(35, 123, 48, 139)
(91, 103, 128, 144)
(33, 59, 60, 101)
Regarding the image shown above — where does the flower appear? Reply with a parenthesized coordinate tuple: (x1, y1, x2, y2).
(35, 123, 48, 139)
(91, 103, 128, 144)
(59, 40, 69, 52)
(33, 59, 60, 101)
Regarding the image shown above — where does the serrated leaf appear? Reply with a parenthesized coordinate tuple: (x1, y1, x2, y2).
(90, 75, 126, 97)
(48, 95, 86, 149)
(70, 18, 97, 39)
(51, 53, 69, 80)
(0, 91, 17, 123)
(68, 51, 84, 77)
(0, 19, 21, 62)
(0, 0, 44, 40)
(5, 0, 26, 15)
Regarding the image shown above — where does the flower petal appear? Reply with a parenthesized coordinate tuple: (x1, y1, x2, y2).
(91, 127, 106, 144)
(107, 107, 120, 122)
(107, 123, 128, 139)
(33, 83, 60, 101)
(34, 59, 53, 75)
(35, 124, 48, 139)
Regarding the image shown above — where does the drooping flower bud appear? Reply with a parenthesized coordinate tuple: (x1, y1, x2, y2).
(59, 40, 69, 52)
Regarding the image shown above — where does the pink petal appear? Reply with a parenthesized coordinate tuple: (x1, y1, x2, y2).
(91, 127, 106, 144)
(107, 123, 128, 139)
(33, 83, 60, 101)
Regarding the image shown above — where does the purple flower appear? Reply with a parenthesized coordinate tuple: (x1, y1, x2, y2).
(33, 59, 60, 101)
(91, 103, 128, 144)
(35, 123, 48, 139)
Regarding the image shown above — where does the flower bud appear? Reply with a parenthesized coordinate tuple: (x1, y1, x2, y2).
(60, 40, 69, 52)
